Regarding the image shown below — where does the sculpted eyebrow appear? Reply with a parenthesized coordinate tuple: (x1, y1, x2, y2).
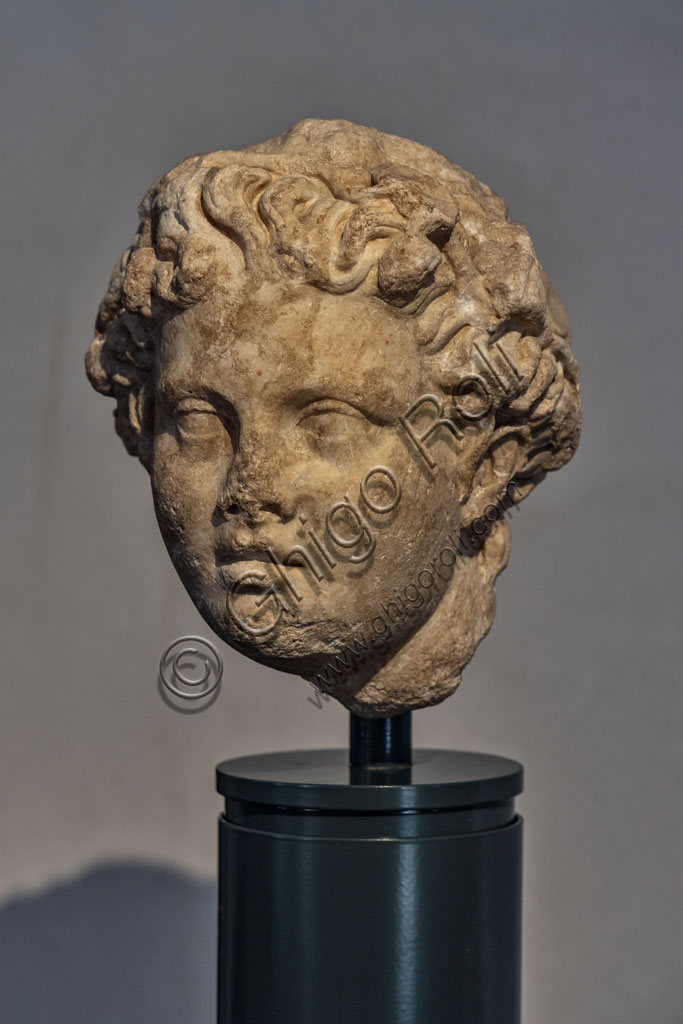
(293, 383, 376, 410)
(158, 375, 224, 404)
(158, 380, 240, 423)
(158, 379, 197, 403)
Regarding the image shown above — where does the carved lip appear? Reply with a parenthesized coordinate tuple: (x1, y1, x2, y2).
(217, 549, 272, 564)
(215, 547, 284, 588)
(216, 546, 282, 567)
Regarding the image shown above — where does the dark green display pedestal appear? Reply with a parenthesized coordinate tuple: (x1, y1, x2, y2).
(216, 715, 522, 1024)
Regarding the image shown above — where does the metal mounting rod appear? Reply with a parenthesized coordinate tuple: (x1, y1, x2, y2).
(349, 711, 412, 767)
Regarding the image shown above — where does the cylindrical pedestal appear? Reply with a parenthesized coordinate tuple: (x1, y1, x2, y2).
(216, 749, 523, 1024)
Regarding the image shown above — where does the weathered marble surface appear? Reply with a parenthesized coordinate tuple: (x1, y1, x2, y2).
(86, 118, 581, 717)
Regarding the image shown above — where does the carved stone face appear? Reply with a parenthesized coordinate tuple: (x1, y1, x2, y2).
(152, 280, 461, 684)
(86, 118, 581, 716)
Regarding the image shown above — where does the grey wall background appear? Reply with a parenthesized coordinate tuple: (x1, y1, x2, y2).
(1, 0, 681, 1021)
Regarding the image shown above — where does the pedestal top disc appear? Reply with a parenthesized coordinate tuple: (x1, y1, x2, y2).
(217, 748, 522, 812)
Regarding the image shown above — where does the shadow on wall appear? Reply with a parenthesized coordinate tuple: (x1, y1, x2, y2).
(0, 863, 216, 1024)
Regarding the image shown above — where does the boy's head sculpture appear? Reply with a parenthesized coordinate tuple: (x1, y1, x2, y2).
(86, 119, 580, 717)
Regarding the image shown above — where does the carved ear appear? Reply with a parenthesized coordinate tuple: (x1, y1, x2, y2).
(459, 427, 527, 526)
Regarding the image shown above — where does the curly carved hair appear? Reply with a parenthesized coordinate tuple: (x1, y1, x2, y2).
(86, 118, 580, 502)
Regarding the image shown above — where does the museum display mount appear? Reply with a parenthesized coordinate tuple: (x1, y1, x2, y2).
(216, 712, 523, 1024)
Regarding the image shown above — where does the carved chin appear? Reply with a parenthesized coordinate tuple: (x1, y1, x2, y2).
(186, 522, 510, 717)
(197, 595, 383, 673)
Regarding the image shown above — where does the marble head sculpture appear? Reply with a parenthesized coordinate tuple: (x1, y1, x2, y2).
(86, 118, 581, 717)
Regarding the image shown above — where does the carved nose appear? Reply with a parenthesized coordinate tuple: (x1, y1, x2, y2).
(216, 452, 296, 525)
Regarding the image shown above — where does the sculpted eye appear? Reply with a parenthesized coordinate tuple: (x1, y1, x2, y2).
(176, 410, 222, 438)
(298, 402, 367, 439)
(173, 403, 235, 447)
